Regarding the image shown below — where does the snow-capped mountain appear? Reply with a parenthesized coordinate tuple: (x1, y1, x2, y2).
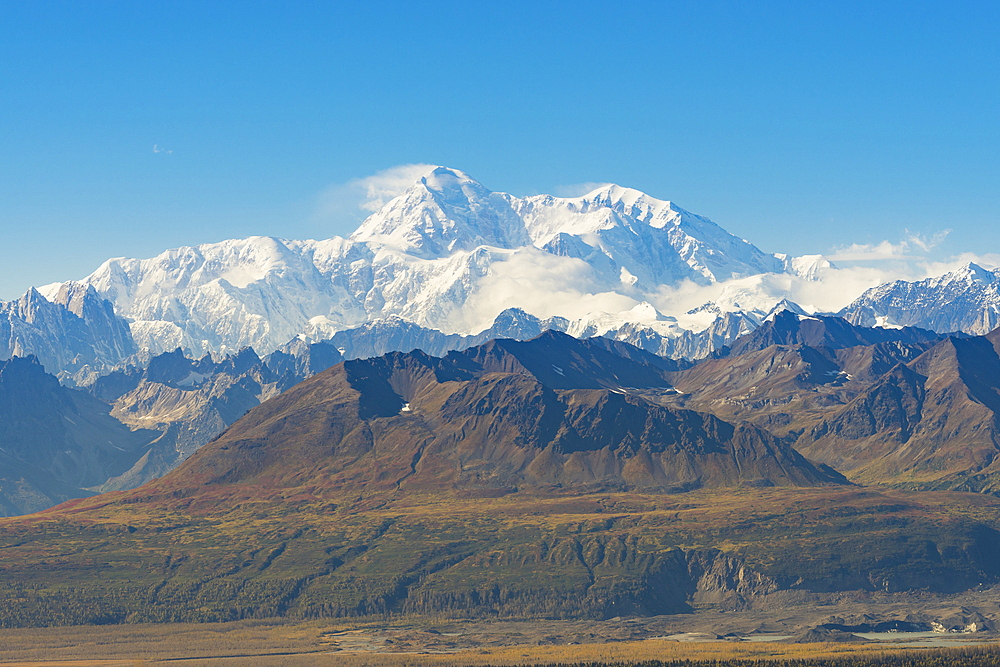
(44, 166, 800, 358)
(43, 236, 368, 357)
(513, 182, 784, 285)
(1, 283, 136, 377)
(349, 167, 530, 257)
(842, 262, 1000, 335)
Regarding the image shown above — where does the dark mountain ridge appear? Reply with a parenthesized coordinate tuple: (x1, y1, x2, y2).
(719, 310, 948, 358)
(2, 328, 1000, 626)
(165, 331, 840, 497)
(665, 313, 950, 441)
(796, 329, 1000, 491)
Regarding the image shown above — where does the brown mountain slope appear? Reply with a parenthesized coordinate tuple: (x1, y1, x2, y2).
(664, 314, 944, 439)
(4, 335, 1000, 625)
(165, 337, 840, 497)
(667, 344, 851, 436)
(797, 330, 1000, 491)
(664, 341, 933, 438)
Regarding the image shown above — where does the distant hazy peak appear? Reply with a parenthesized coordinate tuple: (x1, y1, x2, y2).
(843, 262, 1000, 336)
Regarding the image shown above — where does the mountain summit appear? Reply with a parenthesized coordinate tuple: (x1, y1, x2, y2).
(349, 167, 530, 256)
(352, 166, 781, 283)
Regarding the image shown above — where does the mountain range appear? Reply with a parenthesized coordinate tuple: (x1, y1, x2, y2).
(0, 343, 347, 515)
(174, 330, 837, 497)
(34, 167, 811, 359)
(7, 306, 1000, 517)
(842, 262, 1000, 335)
(660, 310, 1000, 493)
(3, 166, 1000, 627)
(2, 324, 999, 625)
(2, 166, 997, 386)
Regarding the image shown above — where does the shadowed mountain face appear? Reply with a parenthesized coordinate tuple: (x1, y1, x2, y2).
(665, 311, 1000, 493)
(86, 347, 318, 492)
(796, 330, 1000, 491)
(722, 310, 946, 358)
(168, 331, 841, 496)
(0, 341, 346, 516)
(0, 356, 161, 515)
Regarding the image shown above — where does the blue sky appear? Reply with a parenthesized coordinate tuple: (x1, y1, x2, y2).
(2, 0, 998, 299)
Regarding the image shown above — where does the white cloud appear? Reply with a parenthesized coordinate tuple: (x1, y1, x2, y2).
(453, 248, 638, 333)
(354, 163, 438, 212)
(551, 182, 613, 198)
(905, 229, 950, 252)
(152, 144, 173, 154)
(829, 229, 950, 261)
(916, 252, 1000, 276)
(642, 242, 1000, 321)
(315, 164, 435, 234)
(828, 240, 912, 261)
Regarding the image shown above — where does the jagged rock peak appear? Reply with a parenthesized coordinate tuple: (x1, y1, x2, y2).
(764, 299, 809, 320)
(940, 262, 997, 285)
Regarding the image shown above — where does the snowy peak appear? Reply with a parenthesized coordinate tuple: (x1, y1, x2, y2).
(776, 254, 837, 281)
(40, 166, 804, 359)
(420, 166, 482, 195)
(843, 262, 1000, 335)
(764, 299, 809, 321)
(515, 185, 688, 243)
(572, 183, 685, 229)
(349, 165, 780, 283)
(941, 262, 997, 286)
(1, 285, 136, 377)
(349, 166, 529, 257)
(515, 189, 781, 286)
